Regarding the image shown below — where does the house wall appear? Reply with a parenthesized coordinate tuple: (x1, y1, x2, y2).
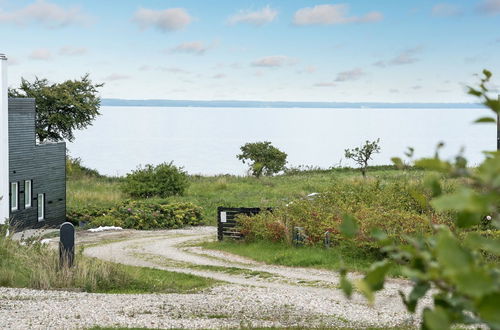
(8, 98, 66, 229)
(0, 55, 8, 224)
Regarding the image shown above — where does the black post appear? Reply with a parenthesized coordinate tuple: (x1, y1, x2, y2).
(59, 222, 75, 268)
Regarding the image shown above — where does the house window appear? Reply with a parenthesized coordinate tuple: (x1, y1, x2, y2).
(10, 182, 18, 211)
(37, 193, 45, 221)
(25, 180, 32, 208)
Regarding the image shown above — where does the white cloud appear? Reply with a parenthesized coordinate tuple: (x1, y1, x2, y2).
(104, 73, 131, 81)
(228, 5, 278, 26)
(390, 46, 423, 65)
(171, 41, 209, 55)
(59, 46, 87, 56)
(478, 0, 500, 15)
(251, 55, 294, 67)
(313, 82, 336, 87)
(432, 3, 462, 17)
(375, 46, 423, 67)
(0, 0, 90, 28)
(133, 7, 192, 32)
(212, 73, 226, 79)
(293, 4, 382, 26)
(335, 68, 365, 82)
(29, 48, 51, 60)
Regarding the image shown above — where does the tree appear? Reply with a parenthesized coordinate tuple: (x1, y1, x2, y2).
(9, 74, 103, 143)
(344, 139, 381, 177)
(237, 141, 287, 178)
(339, 70, 500, 330)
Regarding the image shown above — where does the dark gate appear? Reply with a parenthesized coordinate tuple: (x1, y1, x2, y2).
(217, 207, 270, 241)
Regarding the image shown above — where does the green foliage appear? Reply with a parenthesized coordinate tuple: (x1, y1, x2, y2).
(236, 177, 454, 248)
(69, 200, 203, 230)
(345, 139, 382, 177)
(237, 141, 288, 177)
(339, 70, 500, 330)
(8, 74, 103, 142)
(66, 155, 102, 179)
(122, 162, 189, 198)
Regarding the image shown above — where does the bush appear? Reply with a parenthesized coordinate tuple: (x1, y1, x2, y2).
(83, 200, 203, 230)
(121, 162, 189, 198)
(237, 177, 455, 249)
(237, 141, 287, 177)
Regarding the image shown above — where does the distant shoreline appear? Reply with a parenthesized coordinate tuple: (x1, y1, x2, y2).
(101, 98, 482, 109)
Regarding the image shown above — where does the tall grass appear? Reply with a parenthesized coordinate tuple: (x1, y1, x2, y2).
(0, 227, 216, 293)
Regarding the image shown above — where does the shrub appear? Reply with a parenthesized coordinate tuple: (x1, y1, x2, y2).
(237, 141, 287, 177)
(121, 162, 189, 198)
(236, 177, 455, 249)
(86, 200, 203, 230)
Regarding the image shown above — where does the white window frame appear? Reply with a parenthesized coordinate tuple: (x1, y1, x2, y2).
(37, 193, 45, 221)
(10, 182, 18, 211)
(25, 180, 32, 208)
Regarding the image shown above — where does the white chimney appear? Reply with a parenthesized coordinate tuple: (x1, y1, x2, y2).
(0, 54, 8, 224)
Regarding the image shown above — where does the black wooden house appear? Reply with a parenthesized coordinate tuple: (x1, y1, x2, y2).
(8, 98, 66, 229)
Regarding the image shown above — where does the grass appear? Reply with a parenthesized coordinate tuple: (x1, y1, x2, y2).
(0, 232, 218, 293)
(67, 165, 429, 225)
(200, 240, 401, 275)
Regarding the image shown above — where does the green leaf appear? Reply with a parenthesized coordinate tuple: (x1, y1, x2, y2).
(364, 260, 391, 292)
(477, 292, 500, 327)
(340, 274, 353, 298)
(436, 230, 473, 276)
(340, 214, 358, 238)
(423, 307, 450, 330)
(401, 281, 431, 313)
(455, 268, 495, 298)
(474, 116, 496, 123)
(391, 157, 405, 169)
(415, 158, 451, 172)
(465, 233, 500, 256)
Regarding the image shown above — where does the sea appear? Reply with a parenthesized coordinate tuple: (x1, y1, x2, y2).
(66, 106, 496, 176)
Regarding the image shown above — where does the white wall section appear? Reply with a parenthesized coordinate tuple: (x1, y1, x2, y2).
(0, 54, 8, 224)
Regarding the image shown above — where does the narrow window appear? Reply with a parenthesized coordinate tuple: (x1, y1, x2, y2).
(25, 180, 32, 208)
(10, 182, 18, 211)
(37, 193, 45, 221)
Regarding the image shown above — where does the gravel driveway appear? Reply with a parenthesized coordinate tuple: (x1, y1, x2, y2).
(0, 226, 427, 329)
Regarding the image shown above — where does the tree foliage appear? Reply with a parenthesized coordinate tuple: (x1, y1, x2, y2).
(344, 139, 381, 177)
(339, 70, 500, 329)
(9, 74, 103, 142)
(121, 162, 189, 198)
(237, 141, 287, 178)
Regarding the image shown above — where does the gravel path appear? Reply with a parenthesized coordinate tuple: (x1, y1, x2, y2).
(0, 226, 427, 329)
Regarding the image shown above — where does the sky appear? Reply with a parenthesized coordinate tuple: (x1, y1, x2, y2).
(1, 0, 500, 102)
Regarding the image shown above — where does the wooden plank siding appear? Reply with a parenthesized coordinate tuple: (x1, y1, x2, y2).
(8, 98, 66, 229)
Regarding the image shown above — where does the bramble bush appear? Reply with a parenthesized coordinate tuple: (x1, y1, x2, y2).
(237, 177, 455, 248)
(121, 162, 189, 198)
(68, 200, 203, 230)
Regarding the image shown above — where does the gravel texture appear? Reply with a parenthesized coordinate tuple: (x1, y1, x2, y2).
(0, 226, 428, 329)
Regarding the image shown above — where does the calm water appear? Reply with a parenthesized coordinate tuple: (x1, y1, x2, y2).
(67, 106, 496, 176)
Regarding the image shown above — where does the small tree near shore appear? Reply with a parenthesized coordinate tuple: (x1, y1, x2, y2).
(344, 139, 381, 177)
(237, 141, 287, 178)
